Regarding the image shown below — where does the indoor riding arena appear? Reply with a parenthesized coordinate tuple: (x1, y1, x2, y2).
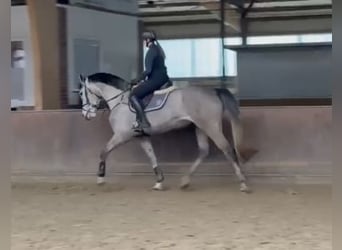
(11, 0, 331, 249)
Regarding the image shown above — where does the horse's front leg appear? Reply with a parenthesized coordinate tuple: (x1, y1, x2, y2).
(139, 137, 164, 191)
(97, 133, 128, 185)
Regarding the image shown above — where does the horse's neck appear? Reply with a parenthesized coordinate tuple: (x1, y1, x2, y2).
(98, 84, 124, 110)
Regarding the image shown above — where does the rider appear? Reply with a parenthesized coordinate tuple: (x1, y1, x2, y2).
(129, 30, 169, 132)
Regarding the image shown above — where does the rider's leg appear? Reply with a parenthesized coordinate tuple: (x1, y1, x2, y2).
(129, 94, 151, 129)
(130, 76, 168, 130)
(129, 81, 155, 130)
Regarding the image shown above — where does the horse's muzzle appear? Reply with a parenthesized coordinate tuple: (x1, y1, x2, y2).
(82, 108, 96, 120)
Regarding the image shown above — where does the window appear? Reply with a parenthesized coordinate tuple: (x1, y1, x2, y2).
(155, 39, 193, 78)
(11, 41, 25, 105)
(299, 33, 332, 43)
(247, 35, 300, 45)
(225, 49, 237, 76)
(225, 37, 243, 46)
(191, 38, 221, 77)
(142, 33, 331, 79)
(144, 37, 239, 78)
(247, 33, 332, 45)
(11, 41, 25, 69)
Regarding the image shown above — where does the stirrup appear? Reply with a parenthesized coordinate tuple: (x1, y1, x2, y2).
(132, 121, 141, 130)
(132, 122, 149, 137)
(132, 121, 144, 131)
(132, 120, 150, 132)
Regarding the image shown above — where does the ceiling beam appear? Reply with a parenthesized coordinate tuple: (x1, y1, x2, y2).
(143, 14, 331, 40)
(249, 0, 331, 8)
(247, 5, 331, 13)
(226, 0, 245, 10)
(142, 13, 218, 22)
(247, 13, 331, 21)
(139, 0, 214, 8)
(139, 0, 331, 12)
(247, 9, 331, 18)
(140, 9, 211, 17)
(200, 1, 241, 32)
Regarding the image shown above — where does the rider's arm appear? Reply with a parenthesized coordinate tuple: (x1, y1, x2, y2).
(138, 46, 157, 81)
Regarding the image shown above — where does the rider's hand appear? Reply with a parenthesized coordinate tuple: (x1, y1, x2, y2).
(130, 79, 139, 86)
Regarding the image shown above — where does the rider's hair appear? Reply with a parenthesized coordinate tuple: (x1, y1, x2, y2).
(155, 40, 166, 60)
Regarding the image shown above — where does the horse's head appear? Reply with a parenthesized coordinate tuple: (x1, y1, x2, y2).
(78, 74, 102, 120)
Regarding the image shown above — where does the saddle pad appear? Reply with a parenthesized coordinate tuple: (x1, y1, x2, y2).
(129, 86, 175, 113)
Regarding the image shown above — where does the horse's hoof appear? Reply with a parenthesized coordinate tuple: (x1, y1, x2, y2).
(240, 183, 252, 193)
(97, 177, 105, 185)
(180, 176, 190, 190)
(180, 183, 190, 190)
(152, 182, 163, 191)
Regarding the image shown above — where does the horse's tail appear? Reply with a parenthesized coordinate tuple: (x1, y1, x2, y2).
(215, 88, 243, 161)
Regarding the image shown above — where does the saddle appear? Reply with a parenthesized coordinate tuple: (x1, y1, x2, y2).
(129, 79, 176, 113)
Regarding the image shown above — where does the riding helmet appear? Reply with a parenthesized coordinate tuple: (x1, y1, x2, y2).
(142, 31, 157, 41)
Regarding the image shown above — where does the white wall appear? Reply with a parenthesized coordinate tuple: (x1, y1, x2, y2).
(236, 45, 332, 100)
(66, 6, 138, 104)
(11, 6, 35, 107)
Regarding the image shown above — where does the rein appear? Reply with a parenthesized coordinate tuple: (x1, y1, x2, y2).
(105, 90, 129, 105)
(84, 85, 130, 112)
(110, 90, 130, 110)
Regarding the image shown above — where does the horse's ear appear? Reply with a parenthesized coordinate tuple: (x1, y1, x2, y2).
(79, 74, 86, 84)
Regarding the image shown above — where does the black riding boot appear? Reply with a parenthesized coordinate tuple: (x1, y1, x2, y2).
(130, 95, 151, 131)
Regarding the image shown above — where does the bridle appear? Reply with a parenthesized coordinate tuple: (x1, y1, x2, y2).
(81, 84, 129, 114)
(81, 85, 100, 112)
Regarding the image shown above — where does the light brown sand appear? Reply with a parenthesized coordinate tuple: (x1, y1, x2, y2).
(12, 177, 331, 250)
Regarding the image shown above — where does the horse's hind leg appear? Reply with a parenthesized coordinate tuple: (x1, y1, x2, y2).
(203, 122, 250, 193)
(180, 127, 209, 189)
(139, 137, 164, 191)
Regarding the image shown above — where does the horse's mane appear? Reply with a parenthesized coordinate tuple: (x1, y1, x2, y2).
(87, 72, 128, 91)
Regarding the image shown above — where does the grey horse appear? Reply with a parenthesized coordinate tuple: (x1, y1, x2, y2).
(78, 72, 250, 193)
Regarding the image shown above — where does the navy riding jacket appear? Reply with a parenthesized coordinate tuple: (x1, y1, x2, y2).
(139, 43, 168, 81)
